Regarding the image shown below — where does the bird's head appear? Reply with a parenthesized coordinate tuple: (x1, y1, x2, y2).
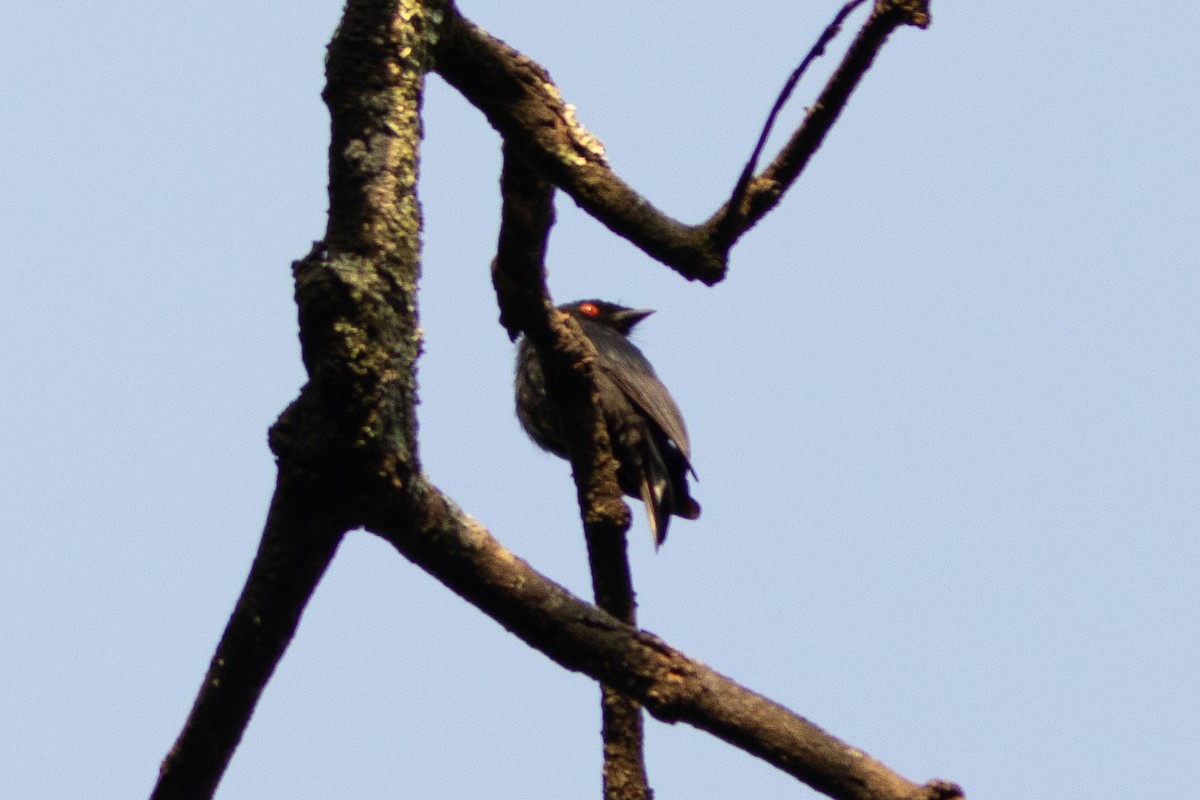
(562, 300, 654, 335)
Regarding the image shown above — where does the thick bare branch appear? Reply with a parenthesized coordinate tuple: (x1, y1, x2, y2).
(435, 3, 724, 284)
(153, 0, 436, 794)
(363, 479, 962, 800)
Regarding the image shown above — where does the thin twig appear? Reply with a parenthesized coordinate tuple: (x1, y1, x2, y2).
(723, 0, 869, 235)
(709, 0, 931, 244)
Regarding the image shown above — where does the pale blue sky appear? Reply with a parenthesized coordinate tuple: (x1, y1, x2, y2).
(2, 2, 1197, 798)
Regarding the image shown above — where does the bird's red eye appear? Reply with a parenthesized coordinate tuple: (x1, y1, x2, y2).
(578, 302, 600, 317)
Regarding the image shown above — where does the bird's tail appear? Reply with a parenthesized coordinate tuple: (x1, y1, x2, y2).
(639, 474, 670, 548)
(638, 442, 700, 548)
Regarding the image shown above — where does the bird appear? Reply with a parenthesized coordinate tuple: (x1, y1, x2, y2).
(515, 299, 700, 546)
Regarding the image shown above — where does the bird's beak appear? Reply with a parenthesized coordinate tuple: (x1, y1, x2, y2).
(614, 307, 655, 327)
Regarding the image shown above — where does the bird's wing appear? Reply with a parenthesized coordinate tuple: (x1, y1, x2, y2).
(583, 321, 693, 465)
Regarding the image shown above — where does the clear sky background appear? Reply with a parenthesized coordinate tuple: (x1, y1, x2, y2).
(3, 2, 1197, 798)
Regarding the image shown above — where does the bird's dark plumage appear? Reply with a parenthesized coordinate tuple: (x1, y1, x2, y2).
(515, 300, 700, 546)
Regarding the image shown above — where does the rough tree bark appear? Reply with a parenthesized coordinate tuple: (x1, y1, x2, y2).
(151, 3, 959, 800)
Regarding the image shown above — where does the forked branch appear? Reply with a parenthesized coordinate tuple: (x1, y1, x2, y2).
(152, 2, 952, 800)
(434, 0, 930, 284)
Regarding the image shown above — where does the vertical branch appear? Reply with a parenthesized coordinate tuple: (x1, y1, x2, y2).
(587, 532, 650, 800)
(317, 0, 433, 482)
(153, 1, 438, 798)
(493, 146, 650, 799)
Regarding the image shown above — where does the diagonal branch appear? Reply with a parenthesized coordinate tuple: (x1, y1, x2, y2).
(706, 0, 931, 247)
(438, 3, 721, 283)
(717, 0, 871, 244)
(151, 476, 345, 800)
(362, 478, 963, 800)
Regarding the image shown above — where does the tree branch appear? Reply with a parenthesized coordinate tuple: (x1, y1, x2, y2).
(153, 0, 435, 794)
(151, 477, 344, 800)
(362, 478, 962, 800)
(436, 3, 722, 284)
(153, 3, 955, 799)
(716, 0, 870, 245)
(493, 146, 650, 799)
(434, 0, 930, 284)
(706, 0, 931, 247)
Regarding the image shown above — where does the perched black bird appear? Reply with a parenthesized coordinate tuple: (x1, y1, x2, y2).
(515, 300, 700, 546)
